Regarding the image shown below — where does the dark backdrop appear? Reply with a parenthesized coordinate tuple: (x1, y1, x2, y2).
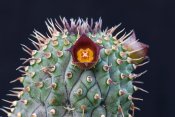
(0, 0, 174, 117)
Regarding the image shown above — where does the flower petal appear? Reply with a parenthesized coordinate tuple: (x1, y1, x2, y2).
(123, 31, 149, 64)
(68, 34, 102, 69)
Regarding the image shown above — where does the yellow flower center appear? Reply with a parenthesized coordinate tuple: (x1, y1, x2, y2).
(77, 48, 94, 62)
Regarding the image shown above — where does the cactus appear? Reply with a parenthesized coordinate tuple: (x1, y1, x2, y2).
(1, 17, 149, 117)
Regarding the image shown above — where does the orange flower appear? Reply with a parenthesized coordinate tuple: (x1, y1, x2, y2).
(68, 34, 102, 69)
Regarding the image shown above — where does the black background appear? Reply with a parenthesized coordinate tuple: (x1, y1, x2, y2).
(0, 0, 175, 117)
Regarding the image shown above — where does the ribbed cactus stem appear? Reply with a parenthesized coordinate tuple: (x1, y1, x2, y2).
(1, 17, 149, 117)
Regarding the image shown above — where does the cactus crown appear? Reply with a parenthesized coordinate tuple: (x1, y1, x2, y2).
(60, 17, 102, 34)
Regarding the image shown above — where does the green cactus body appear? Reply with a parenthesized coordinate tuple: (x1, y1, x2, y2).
(1, 18, 149, 117)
